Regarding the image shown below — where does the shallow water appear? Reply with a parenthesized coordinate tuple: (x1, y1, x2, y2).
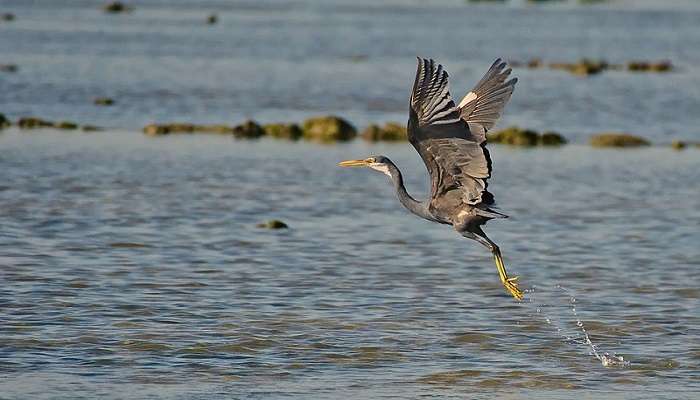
(2, 0, 700, 141)
(1, 130, 699, 398)
(2, 0, 700, 398)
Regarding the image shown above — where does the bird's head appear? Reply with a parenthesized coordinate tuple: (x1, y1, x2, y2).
(338, 155, 393, 176)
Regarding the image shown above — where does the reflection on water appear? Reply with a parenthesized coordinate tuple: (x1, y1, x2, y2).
(1, 131, 699, 399)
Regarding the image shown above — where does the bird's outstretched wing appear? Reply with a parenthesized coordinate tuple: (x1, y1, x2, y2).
(457, 58, 517, 141)
(408, 58, 515, 207)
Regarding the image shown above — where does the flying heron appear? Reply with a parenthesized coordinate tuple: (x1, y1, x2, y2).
(339, 58, 523, 300)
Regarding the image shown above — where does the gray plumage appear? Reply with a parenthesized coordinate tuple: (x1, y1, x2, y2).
(339, 58, 522, 300)
(408, 58, 516, 219)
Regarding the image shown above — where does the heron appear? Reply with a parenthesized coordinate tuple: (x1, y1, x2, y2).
(339, 58, 523, 300)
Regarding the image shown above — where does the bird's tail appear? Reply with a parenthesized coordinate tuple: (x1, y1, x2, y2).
(476, 208, 508, 219)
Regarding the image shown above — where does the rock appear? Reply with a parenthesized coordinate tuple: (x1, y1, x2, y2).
(143, 123, 235, 136)
(302, 115, 357, 142)
(17, 117, 81, 130)
(0, 113, 10, 129)
(0, 64, 18, 73)
(18, 117, 54, 129)
(628, 60, 672, 72)
(257, 219, 288, 229)
(197, 125, 234, 134)
(166, 123, 197, 133)
(103, 2, 131, 13)
(539, 131, 567, 146)
(143, 124, 170, 136)
(527, 58, 542, 68)
(361, 124, 382, 141)
(82, 125, 102, 132)
(207, 14, 218, 24)
(489, 126, 539, 146)
(55, 121, 79, 130)
(232, 120, 265, 138)
(94, 97, 115, 106)
(671, 140, 687, 150)
(1, 13, 15, 21)
(263, 123, 303, 140)
(361, 122, 407, 141)
(589, 133, 651, 148)
(550, 59, 607, 76)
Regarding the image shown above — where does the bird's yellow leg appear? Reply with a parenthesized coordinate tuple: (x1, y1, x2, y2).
(492, 249, 524, 301)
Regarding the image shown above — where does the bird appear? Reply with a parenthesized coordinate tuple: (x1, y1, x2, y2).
(338, 58, 523, 300)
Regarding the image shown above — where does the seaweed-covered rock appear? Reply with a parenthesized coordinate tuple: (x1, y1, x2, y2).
(628, 60, 672, 72)
(55, 121, 78, 130)
(82, 125, 101, 132)
(198, 125, 234, 134)
(0, 64, 18, 73)
(302, 115, 356, 142)
(103, 2, 131, 13)
(527, 58, 542, 68)
(0, 113, 10, 129)
(232, 120, 265, 138)
(94, 97, 115, 106)
(17, 117, 82, 130)
(550, 59, 607, 76)
(590, 133, 650, 148)
(143, 124, 169, 136)
(539, 131, 567, 146)
(263, 123, 303, 140)
(489, 126, 539, 146)
(361, 124, 382, 141)
(257, 219, 288, 229)
(143, 123, 235, 136)
(1, 13, 15, 21)
(671, 140, 687, 150)
(207, 14, 218, 24)
(18, 117, 54, 129)
(361, 122, 407, 141)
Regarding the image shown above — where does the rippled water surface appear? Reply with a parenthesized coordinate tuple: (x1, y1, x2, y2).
(2, 0, 700, 399)
(2, 0, 700, 141)
(1, 131, 699, 399)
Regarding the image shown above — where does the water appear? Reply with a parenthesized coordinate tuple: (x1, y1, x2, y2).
(2, 0, 700, 141)
(2, 1, 700, 399)
(1, 132, 699, 398)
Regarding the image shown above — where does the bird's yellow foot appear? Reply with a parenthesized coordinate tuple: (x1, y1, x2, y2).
(493, 251, 524, 301)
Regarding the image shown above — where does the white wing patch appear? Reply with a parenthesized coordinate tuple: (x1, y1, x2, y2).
(458, 91, 477, 108)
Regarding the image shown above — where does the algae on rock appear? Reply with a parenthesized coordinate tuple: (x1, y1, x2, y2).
(264, 123, 303, 140)
(302, 116, 357, 142)
(232, 120, 265, 138)
(361, 122, 407, 141)
(590, 133, 650, 147)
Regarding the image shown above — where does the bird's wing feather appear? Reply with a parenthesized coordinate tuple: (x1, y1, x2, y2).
(409, 58, 509, 206)
(457, 58, 517, 140)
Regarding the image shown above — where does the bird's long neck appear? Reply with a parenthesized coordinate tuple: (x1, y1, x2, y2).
(387, 163, 435, 222)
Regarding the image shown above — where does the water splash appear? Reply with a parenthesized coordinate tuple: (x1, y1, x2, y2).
(525, 284, 630, 368)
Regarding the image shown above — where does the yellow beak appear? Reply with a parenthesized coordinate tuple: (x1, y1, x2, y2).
(338, 159, 371, 167)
